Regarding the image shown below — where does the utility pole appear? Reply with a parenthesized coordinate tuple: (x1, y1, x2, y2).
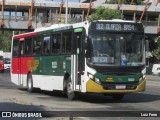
(156, 0, 160, 6)
(139, 0, 149, 23)
(1, 0, 4, 29)
(86, 0, 92, 21)
(58, 0, 63, 23)
(130, 0, 134, 5)
(117, 0, 121, 10)
(28, 0, 34, 29)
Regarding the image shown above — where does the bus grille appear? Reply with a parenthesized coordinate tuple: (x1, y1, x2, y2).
(101, 83, 137, 90)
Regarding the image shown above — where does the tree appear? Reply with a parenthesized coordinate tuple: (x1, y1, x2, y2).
(89, 6, 121, 21)
(152, 38, 160, 63)
(0, 31, 12, 52)
(105, 0, 145, 5)
(146, 36, 160, 63)
(0, 30, 27, 52)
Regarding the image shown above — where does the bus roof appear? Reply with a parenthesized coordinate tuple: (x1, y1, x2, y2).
(13, 32, 36, 39)
(13, 24, 72, 39)
(72, 21, 89, 28)
(95, 19, 136, 23)
(34, 24, 72, 32)
(13, 20, 141, 40)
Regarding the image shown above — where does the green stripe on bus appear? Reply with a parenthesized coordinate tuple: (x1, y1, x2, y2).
(74, 28, 83, 33)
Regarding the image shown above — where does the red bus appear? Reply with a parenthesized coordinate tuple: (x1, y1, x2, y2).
(0, 51, 4, 73)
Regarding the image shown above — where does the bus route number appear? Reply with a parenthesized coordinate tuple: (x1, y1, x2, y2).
(96, 23, 104, 30)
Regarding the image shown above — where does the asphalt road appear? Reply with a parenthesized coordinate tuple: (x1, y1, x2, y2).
(0, 71, 160, 120)
(146, 75, 160, 81)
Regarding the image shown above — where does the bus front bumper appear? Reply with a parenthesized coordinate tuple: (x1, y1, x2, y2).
(0, 67, 4, 71)
(86, 79, 146, 93)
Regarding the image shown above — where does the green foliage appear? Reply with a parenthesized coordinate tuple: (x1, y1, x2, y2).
(152, 39, 160, 63)
(146, 36, 160, 63)
(89, 6, 121, 21)
(0, 31, 12, 52)
(0, 30, 27, 52)
(106, 0, 145, 5)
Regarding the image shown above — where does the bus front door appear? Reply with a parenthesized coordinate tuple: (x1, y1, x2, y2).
(71, 30, 85, 91)
(18, 40, 24, 85)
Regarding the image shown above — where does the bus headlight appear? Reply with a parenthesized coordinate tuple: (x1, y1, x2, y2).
(87, 72, 100, 84)
(95, 77, 100, 84)
(139, 75, 146, 83)
(139, 77, 143, 83)
(87, 73, 94, 80)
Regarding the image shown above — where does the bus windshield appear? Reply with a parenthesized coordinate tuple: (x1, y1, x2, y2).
(0, 56, 3, 62)
(88, 33, 144, 66)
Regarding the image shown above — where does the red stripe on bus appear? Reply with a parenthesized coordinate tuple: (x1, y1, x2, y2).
(13, 32, 37, 39)
(12, 57, 33, 74)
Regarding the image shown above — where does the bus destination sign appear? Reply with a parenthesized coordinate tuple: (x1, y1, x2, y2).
(96, 23, 135, 31)
(91, 22, 143, 32)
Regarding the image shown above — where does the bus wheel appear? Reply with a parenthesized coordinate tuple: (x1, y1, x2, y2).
(112, 94, 124, 101)
(27, 74, 34, 93)
(66, 79, 76, 100)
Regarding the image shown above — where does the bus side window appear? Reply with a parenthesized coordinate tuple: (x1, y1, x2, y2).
(52, 34, 61, 54)
(13, 39, 19, 57)
(20, 43, 24, 56)
(24, 37, 32, 56)
(33, 36, 42, 56)
(43, 35, 51, 55)
(62, 32, 72, 54)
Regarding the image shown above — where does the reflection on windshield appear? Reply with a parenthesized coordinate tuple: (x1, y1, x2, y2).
(90, 34, 115, 64)
(88, 34, 144, 66)
(119, 35, 143, 66)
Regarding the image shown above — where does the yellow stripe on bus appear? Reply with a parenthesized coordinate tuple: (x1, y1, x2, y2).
(86, 79, 146, 93)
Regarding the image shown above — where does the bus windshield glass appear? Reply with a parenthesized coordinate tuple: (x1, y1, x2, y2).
(88, 33, 144, 66)
(0, 56, 3, 62)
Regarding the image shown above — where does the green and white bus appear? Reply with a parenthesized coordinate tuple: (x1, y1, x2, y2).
(11, 20, 146, 100)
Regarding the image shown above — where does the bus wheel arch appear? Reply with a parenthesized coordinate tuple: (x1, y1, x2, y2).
(66, 77, 77, 100)
(63, 72, 70, 91)
(27, 73, 34, 93)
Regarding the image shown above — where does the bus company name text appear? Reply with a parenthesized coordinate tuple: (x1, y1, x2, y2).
(2, 112, 42, 118)
(13, 112, 42, 118)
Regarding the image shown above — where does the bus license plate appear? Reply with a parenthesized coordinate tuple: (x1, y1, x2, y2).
(116, 85, 126, 89)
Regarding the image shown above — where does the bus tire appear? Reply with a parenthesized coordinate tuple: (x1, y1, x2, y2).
(112, 94, 124, 101)
(27, 74, 34, 93)
(66, 78, 77, 100)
